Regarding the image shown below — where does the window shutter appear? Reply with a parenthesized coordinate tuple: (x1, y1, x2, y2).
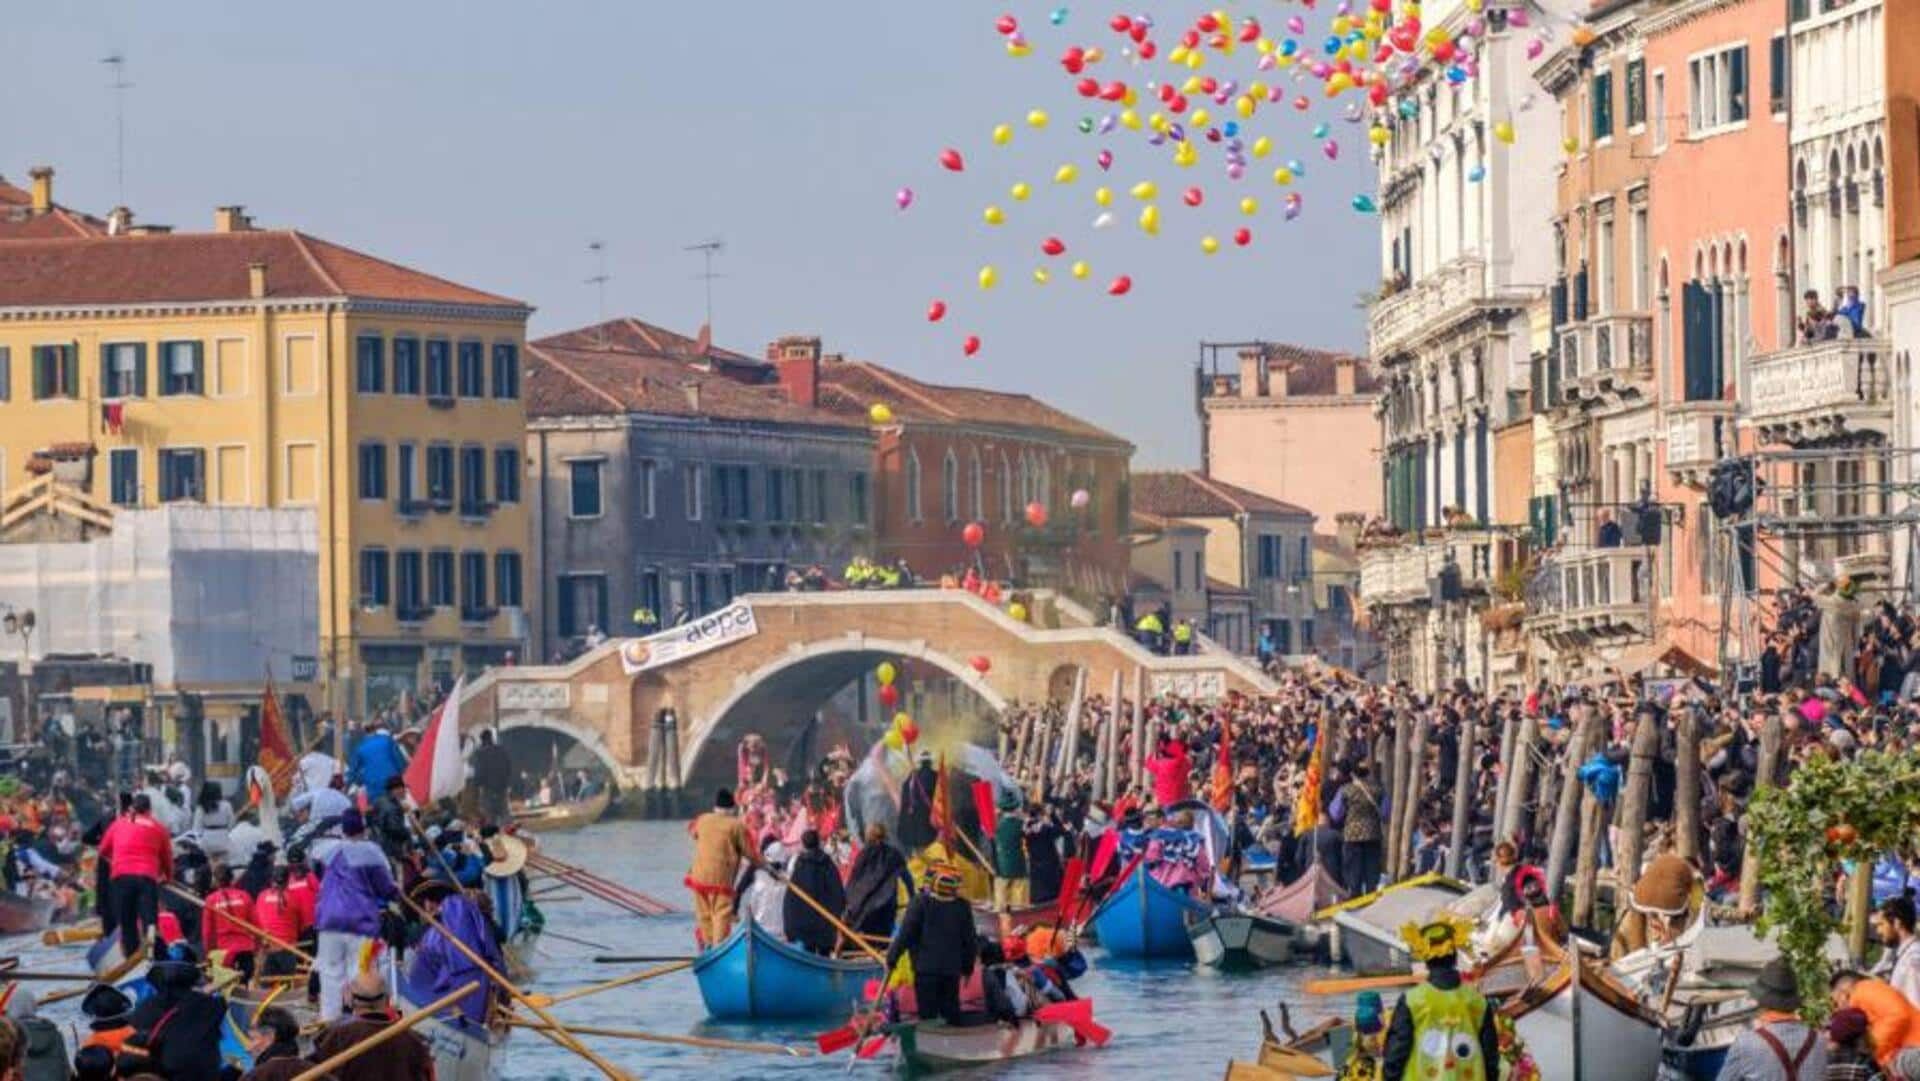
(1729, 47, 1748, 121)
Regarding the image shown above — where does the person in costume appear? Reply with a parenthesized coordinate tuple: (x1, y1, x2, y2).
(1380, 917, 1501, 1081)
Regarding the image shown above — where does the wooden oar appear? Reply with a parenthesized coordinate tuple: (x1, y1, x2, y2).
(526, 853, 675, 916)
(40, 946, 148, 1006)
(164, 885, 314, 964)
(534, 927, 611, 952)
(398, 892, 631, 1080)
(592, 954, 698, 965)
(524, 960, 690, 1008)
(506, 1017, 810, 1056)
(291, 980, 479, 1081)
(41, 923, 101, 947)
(783, 874, 893, 1059)
(0, 971, 101, 982)
(1302, 972, 1421, 995)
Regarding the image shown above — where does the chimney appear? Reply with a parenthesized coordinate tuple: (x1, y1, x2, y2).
(1335, 356, 1358, 397)
(248, 262, 268, 299)
(1335, 511, 1365, 549)
(1236, 348, 1268, 399)
(27, 166, 52, 214)
(213, 205, 253, 233)
(1271, 362, 1291, 398)
(106, 206, 132, 236)
(681, 380, 703, 413)
(770, 335, 823, 408)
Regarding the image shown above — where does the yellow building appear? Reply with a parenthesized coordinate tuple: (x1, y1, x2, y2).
(0, 201, 533, 717)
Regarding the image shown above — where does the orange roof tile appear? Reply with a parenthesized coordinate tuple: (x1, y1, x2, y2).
(815, 360, 1129, 447)
(526, 342, 863, 429)
(1130, 469, 1314, 519)
(536, 318, 766, 376)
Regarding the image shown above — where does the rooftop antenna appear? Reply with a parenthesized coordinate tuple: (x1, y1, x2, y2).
(585, 240, 610, 348)
(101, 52, 132, 206)
(684, 237, 726, 329)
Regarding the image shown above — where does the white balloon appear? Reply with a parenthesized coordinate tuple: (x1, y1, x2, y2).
(1093, 211, 1115, 229)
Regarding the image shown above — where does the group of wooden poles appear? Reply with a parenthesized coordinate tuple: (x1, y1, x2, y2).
(1001, 665, 1156, 803)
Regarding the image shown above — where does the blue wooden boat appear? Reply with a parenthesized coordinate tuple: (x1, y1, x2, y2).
(1086, 862, 1208, 959)
(693, 916, 882, 1021)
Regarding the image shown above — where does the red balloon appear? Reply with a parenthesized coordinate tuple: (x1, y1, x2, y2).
(1209, 32, 1230, 50)
(1431, 40, 1456, 62)
(1129, 22, 1148, 43)
(962, 521, 985, 547)
(995, 13, 1018, 35)
(940, 148, 965, 172)
(1199, 76, 1219, 94)
(1041, 236, 1066, 256)
(1181, 29, 1201, 48)
(1099, 81, 1128, 102)
(1157, 83, 1176, 103)
(969, 655, 992, 674)
(1138, 38, 1158, 58)
(1234, 227, 1253, 247)
(1076, 77, 1100, 97)
(1183, 186, 1204, 207)
(1293, 95, 1312, 111)
(927, 299, 947, 322)
(879, 683, 900, 709)
(1196, 12, 1219, 32)
(1239, 19, 1262, 42)
(900, 722, 920, 744)
(1025, 501, 1049, 527)
(1109, 14, 1133, 32)
(1369, 81, 1390, 106)
(963, 335, 981, 357)
(1107, 275, 1133, 296)
(1169, 94, 1189, 114)
(1062, 47, 1086, 74)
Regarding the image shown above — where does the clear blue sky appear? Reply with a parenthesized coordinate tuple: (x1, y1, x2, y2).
(6, 1, 1375, 466)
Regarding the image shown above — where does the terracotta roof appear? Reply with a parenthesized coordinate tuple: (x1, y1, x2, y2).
(535, 318, 767, 377)
(1258, 343, 1380, 396)
(815, 360, 1129, 447)
(0, 231, 525, 308)
(1129, 469, 1314, 519)
(525, 342, 864, 429)
(0, 176, 106, 239)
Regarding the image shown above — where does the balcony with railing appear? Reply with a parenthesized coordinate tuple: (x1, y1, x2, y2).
(1369, 256, 1487, 359)
(1664, 401, 1738, 488)
(1357, 530, 1498, 610)
(1556, 312, 1655, 407)
(1748, 337, 1893, 445)
(1524, 545, 1656, 645)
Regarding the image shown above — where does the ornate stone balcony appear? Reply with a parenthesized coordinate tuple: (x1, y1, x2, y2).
(1556, 312, 1655, 407)
(1524, 545, 1657, 646)
(1369, 256, 1487, 359)
(1358, 530, 1497, 610)
(1664, 401, 1738, 489)
(1748, 338, 1893, 445)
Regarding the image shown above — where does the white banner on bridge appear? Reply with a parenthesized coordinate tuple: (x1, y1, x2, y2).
(618, 602, 758, 675)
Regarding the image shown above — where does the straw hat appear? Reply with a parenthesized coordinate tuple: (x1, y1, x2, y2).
(483, 833, 529, 878)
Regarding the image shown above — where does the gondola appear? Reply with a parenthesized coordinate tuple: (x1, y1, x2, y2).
(1085, 862, 1209, 960)
(396, 985, 502, 1081)
(1323, 873, 1472, 975)
(509, 789, 612, 834)
(890, 1017, 1082, 1074)
(692, 916, 883, 1021)
(1253, 862, 1345, 926)
(1187, 911, 1299, 969)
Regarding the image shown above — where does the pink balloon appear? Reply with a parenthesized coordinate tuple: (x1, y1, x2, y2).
(1323, 139, 1340, 160)
(896, 187, 914, 210)
(1097, 149, 1114, 170)
(1287, 15, 1305, 32)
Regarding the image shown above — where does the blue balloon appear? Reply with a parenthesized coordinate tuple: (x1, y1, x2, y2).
(1280, 38, 1299, 56)
(1467, 165, 1486, 182)
(1287, 159, 1306, 176)
(1397, 98, 1419, 118)
(1223, 121, 1240, 137)
(1323, 35, 1342, 54)
(1446, 65, 1467, 84)
(1312, 122, 1329, 138)
(1050, 6, 1069, 25)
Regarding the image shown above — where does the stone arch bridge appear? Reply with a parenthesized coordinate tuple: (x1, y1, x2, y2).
(456, 589, 1276, 803)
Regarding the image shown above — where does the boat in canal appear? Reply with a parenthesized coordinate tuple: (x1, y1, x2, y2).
(1253, 862, 1344, 926)
(1324, 872, 1472, 974)
(396, 986, 503, 1081)
(889, 1014, 1091, 1074)
(0, 893, 55, 936)
(1085, 861, 1209, 959)
(970, 900, 1055, 941)
(693, 916, 883, 1021)
(1187, 911, 1299, 969)
(510, 789, 612, 834)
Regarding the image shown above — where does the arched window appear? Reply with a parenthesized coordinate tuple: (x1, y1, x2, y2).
(969, 452, 984, 521)
(1656, 255, 1672, 389)
(1000, 452, 1014, 523)
(942, 450, 959, 522)
(1017, 453, 1032, 506)
(905, 449, 923, 523)
(1775, 233, 1793, 348)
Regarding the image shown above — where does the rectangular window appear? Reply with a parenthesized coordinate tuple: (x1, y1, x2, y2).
(638, 570, 663, 626)
(1626, 59, 1646, 127)
(158, 448, 205, 503)
(32, 344, 77, 400)
(491, 344, 520, 400)
(459, 445, 487, 514)
(426, 445, 455, 505)
(358, 442, 388, 500)
(1769, 35, 1787, 114)
(158, 341, 204, 396)
(392, 337, 421, 395)
(460, 551, 488, 614)
(101, 342, 147, 398)
(425, 340, 453, 400)
(639, 459, 657, 519)
(355, 336, 385, 393)
(1689, 45, 1748, 135)
(1592, 70, 1614, 140)
(811, 469, 828, 524)
(395, 551, 424, 618)
(1653, 71, 1667, 148)
(1631, 204, 1651, 311)
(1174, 550, 1185, 591)
(493, 447, 521, 504)
(282, 334, 318, 395)
(427, 550, 455, 607)
(1258, 535, 1283, 579)
(556, 573, 608, 638)
(494, 552, 523, 609)
(397, 443, 419, 509)
(280, 444, 313, 505)
(683, 462, 704, 521)
(570, 459, 604, 518)
(714, 465, 751, 521)
(109, 448, 139, 506)
(0, 347, 11, 401)
(1596, 214, 1616, 317)
(457, 342, 485, 398)
(851, 473, 870, 524)
(360, 548, 391, 608)
(766, 467, 787, 522)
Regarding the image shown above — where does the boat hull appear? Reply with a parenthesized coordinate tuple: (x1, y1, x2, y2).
(894, 1019, 1077, 1074)
(0, 894, 54, 935)
(1513, 971, 1664, 1081)
(1086, 864, 1208, 960)
(693, 917, 882, 1021)
(400, 998, 499, 1081)
(1190, 914, 1297, 969)
(1328, 878, 1469, 974)
(510, 790, 611, 833)
(970, 902, 1054, 941)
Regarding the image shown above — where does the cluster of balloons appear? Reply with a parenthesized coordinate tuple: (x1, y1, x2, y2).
(884, 710, 921, 752)
(876, 660, 903, 710)
(901, 2, 1581, 348)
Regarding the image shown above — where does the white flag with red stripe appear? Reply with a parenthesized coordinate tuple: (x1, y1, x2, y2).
(405, 676, 466, 805)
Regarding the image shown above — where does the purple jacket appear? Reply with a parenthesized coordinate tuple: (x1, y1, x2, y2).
(315, 838, 398, 936)
(403, 894, 502, 1028)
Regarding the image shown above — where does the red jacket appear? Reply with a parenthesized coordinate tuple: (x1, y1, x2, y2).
(99, 813, 174, 881)
(286, 873, 319, 928)
(203, 887, 256, 957)
(1144, 745, 1192, 808)
(253, 887, 308, 945)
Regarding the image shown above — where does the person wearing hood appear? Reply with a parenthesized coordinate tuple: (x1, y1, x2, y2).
(77, 984, 135, 1057)
(843, 823, 914, 939)
(736, 837, 789, 939)
(4, 991, 66, 1081)
(896, 752, 940, 851)
(125, 943, 229, 1081)
(401, 880, 503, 1041)
(783, 829, 846, 956)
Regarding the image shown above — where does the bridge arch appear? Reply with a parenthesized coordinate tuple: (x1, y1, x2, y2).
(678, 634, 1011, 788)
(486, 713, 636, 787)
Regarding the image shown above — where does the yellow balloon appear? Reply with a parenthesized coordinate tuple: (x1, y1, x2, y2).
(1256, 37, 1275, 54)
(993, 123, 1013, 146)
(1252, 135, 1273, 159)
(1332, 14, 1353, 34)
(1494, 120, 1516, 144)
(1273, 166, 1294, 185)
(1011, 181, 1032, 201)
(884, 730, 906, 752)
(1169, 45, 1190, 65)
(1364, 23, 1384, 39)
(1274, 54, 1295, 68)
(1240, 196, 1259, 215)
(1236, 95, 1257, 118)
(1071, 260, 1091, 279)
(1248, 80, 1269, 99)
(1181, 76, 1203, 95)
(1054, 163, 1079, 184)
(1027, 109, 1049, 128)
(1191, 108, 1212, 128)
(869, 404, 894, 426)
(1148, 112, 1170, 134)
(1008, 602, 1029, 623)
(1139, 204, 1160, 234)
(1120, 109, 1142, 130)
(1120, 87, 1138, 107)
(983, 205, 1006, 226)
(1370, 126, 1390, 146)
(978, 265, 998, 289)
(1185, 50, 1203, 70)
(1562, 136, 1580, 153)
(1327, 72, 1354, 95)
(877, 661, 897, 686)
(1094, 186, 1114, 207)
(1200, 235, 1221, 255)
(1173, 141, 1198, 167)
(893, 711, 911, 729)
(1033, 267, 1052, 284)
(1084, 46, 1104, 63)
(1005, 39, 1030, 57)
(1130, 180, 1158, 200)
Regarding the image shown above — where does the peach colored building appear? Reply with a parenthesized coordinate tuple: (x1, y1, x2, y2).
(1196, 343, 1382, 523)
(1647, 0, 1791, 670)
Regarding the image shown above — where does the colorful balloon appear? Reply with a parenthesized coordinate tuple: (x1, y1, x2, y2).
(1041, 236, 1067, 256)
(1032, 267, 1052, 284)
(1054, 163, 1079, 184)
(1025, 501, 1049, 527)
(1200, 235, 1221, 254)
(1011, 181, 1032, 201)
(869, 403, 894, 425)
(1094, 186, 1114, 206)
(1070, 488, 1090, 509)
(940, 148, 965, 172)
(1008, 602, 1029, 622)
(1130, 180, 1158, 200)
(927, 300, 947, 322)
(962, 521, 985, 547)
(1108, 275, 1133, 295)
(1351, 194, 1377, 212)
(1183, 186, 1205, 207)
(1097, 149, 1114, 170)
(993, 123, 1013, 145)
(978, 265, 998, 289)
(876, 661, 897, 686)
(1239, 196, 1258, 215)
(963, 334, 981, 356)
(884, 729, 905, 752)
(1323, 139, 1340, 160)
(895, 187, 914, 211)
(1050, 7, 1069, 26)
(900, 720, 919, 744)
(1494, 120, 1516, 144)
(1234, 226, 1252, 246)
(1071, 260, 1091, 279)
(995, 13, 1018, 35)
(1137, 205, 1159, 234)
(983, 205, 1006, 226)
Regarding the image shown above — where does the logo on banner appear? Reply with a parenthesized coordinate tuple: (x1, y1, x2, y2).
(619, 602, 758, 674)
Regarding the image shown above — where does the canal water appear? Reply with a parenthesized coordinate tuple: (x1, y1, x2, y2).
(8, 820, 1359, 1079)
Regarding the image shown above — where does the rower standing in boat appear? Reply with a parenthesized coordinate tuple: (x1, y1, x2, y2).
(885, 861, 980, 1026)
(685, 787, 762, 948)
(1380, 917, 1500, 1081)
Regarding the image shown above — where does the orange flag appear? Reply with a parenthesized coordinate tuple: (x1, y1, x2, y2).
(255, 677, 296, 800)
(1210, 716, 1233, 813)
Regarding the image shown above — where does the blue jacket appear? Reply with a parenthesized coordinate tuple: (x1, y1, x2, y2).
(315, 838, 399, 936)
(350, 731, 408, 794)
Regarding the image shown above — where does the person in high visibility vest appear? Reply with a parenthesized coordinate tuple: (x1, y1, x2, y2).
(1172, 618, 1194, 655)
(1133, 610, 1164, 653)
(632, 606, 658, 633)
(1380, 917, 1500, 1080)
